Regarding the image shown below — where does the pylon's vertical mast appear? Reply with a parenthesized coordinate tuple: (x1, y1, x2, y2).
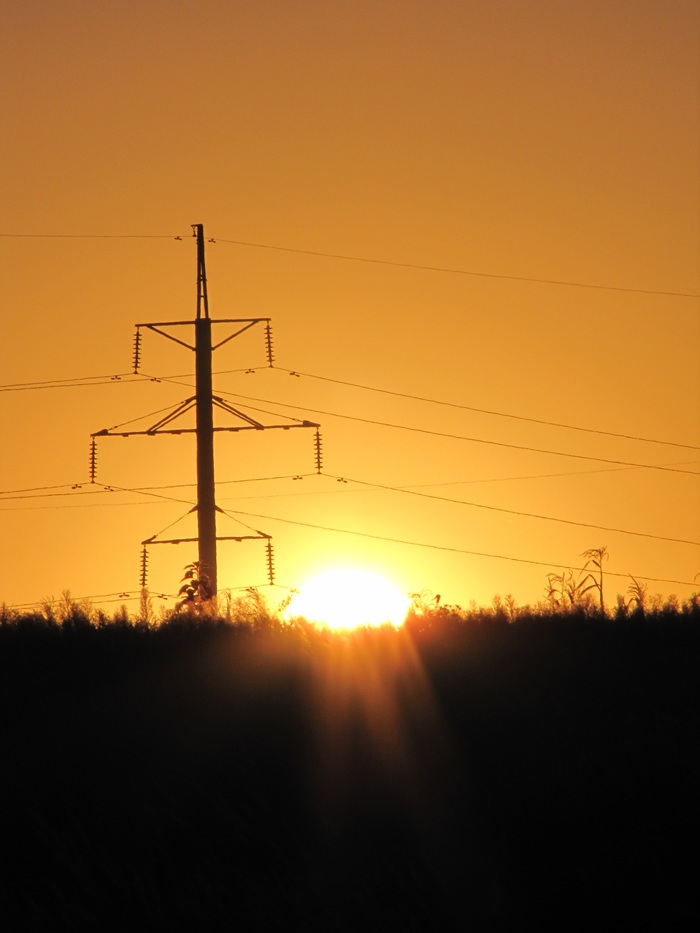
(194, 224, 217, 597)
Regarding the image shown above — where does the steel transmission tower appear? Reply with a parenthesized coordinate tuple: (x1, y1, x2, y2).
(91, 224, 320, 600)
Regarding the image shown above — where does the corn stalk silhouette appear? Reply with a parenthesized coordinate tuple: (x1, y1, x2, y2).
(581, 546, 608, 614)
(626, 574, 648, 612)
(545, 546, 608, 613)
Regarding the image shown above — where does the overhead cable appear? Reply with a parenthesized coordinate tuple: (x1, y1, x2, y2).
(0, 374, 143, 393)
(1, 230, 696, 297)
(323, 473, 699, 547)
(216, 390, 700, 476)
(277, 368, 700, 452)
(0, 233, 180, 239)
(218, 506, 699, 588)
(212, 236, 700, 299)
(0, 473, 319, 502)
(4, 363, 695, 457)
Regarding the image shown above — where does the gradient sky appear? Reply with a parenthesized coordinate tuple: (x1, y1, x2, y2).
(1, 0, 698, 612)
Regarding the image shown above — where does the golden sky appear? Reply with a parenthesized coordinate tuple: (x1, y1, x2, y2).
(1, 0, 698, 611)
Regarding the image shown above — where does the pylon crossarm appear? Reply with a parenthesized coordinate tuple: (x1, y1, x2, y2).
(95, 424, 319, 438)
(97, 428, 197, 436)
(209, 420, 319, 432)
(137, 316, 269, 327)
(136, 320, 196, 327)
(211, 318, 272, 324)
(250, 420, 319, 431)
(212, 320, 265, 351)
(144, 398, 197, 432)
(91, 398, 198, 438)
(144, 534, 270, 545)
(138, 324, 195, 351)
(212, 397, 267, 428)
(212, 398, 320, 432)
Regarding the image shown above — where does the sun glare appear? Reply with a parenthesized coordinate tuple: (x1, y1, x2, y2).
(287, 568, 411, 630)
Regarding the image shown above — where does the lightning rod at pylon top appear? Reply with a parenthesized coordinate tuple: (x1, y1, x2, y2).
(193, 223, 209, 320)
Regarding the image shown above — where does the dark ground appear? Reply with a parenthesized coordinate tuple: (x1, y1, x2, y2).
(0, 611, 698, 930)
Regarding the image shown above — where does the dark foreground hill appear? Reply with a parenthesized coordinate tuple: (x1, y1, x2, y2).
(0, 609, 698, 929)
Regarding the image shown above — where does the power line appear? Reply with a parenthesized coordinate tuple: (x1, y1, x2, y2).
(5, 466, 696, 547)
(217, 390, 700, 476)
(224, 462, 700, 493)
(7, 592, 142, 610)
(218, 506, 699, 589)
(85, 483, 280, 538)
(100, 399, 198, 432)
(4, 453, 698, 503)
(8, 364, 695, 482)
(2, 481, 200, 509)
(2, 229, 697, 297)
(0, 374, 143, 393)
(0, 233, 180, 240)
(3, 465, 697, 546)
(7, 579, 287, 611)
(213, 460, 700, 500)
(0, 487, 108, 503)
(369, 462, 700, 487)
(0, 482, 85, 496)
(92, 482, 196, 509)
(0, 367, 264, 393)
(0, 500, 168, 512)
(323, 473, 699, 547)
(4, 362, 696, 458)
(0, 373, 129, 389)
(2, 482, 694, 592)
(212, 236, 700, 299)
(7, 591, 173, 611)
(0, 474, 319, 502)
(1, 462, 692, 546)
(277, 368, 700, 452)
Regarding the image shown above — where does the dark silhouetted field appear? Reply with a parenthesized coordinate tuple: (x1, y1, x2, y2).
(1, 604, 698, 928)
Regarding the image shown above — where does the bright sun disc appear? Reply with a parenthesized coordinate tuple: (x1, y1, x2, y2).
(287, 569, 411, 630)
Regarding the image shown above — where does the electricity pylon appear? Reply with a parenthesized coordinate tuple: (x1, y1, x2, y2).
(91, 224, 321, 599)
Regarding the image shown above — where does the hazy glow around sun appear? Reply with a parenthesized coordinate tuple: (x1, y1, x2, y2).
(286, 568, 411, 630)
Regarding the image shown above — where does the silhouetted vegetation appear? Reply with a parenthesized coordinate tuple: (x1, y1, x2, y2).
(1, 592, 698, 927)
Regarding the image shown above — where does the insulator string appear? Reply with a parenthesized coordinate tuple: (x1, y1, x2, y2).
(140, 546, 149, 589)
(265, 323, 274, 367)
(89, 438, 98, 483)
(132, 328, 142, 374)
(314, 429, 323, 474)
(266, 539, 275, 586)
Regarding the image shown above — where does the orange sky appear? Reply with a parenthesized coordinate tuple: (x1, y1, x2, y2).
(1, 0, 698, 612)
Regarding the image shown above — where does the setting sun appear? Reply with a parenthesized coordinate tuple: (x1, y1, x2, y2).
(286, 568, 411, 630)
